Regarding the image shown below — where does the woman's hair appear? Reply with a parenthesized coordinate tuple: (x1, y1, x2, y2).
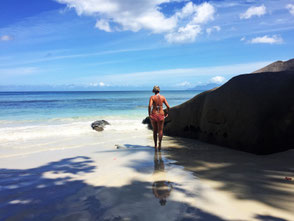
(152, 86, 160, 93)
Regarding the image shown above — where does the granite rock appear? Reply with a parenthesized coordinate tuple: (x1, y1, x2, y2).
(91, 120, 110, 132)
(164, 71, 294, 154)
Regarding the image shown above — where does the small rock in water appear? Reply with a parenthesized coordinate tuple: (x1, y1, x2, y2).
(91, 120, 110, 132)
(142, 116, 152, 130)
(142, 117, 151, 124)
(115, 144, 126, 149)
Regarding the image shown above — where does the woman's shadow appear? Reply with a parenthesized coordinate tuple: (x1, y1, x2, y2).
(152, 150, 173, 206)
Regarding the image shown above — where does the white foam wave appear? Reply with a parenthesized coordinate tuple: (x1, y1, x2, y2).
(0, 118, 148, 145)
(0, 121, 93, 143)
(104, 119, 147, 131)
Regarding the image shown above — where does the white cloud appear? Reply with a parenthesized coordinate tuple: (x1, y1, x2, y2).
(210, 76, 226, 84)
(175, 2, 215, 23)
(175, 1, 195, 19)
(56, 0, 177, 33)
(88, 81, 109, 87)
(99, 82, 106, 87)
(95, 19, 112, 32)
(249, 35, 283, 44)
(191, 2, 215, 24)
(166, 2, 215, 43)
(176, 81, 191, 87)
(206, 26, 221, 35)
(165, 24, 201, 43)
(240, 36, 246, 41)
(286, 4, 294, 15)
(0, 35, 13, 41)
(89, 82, 98, 87)
(240, 5, 266, 19)
(56, 0, 215, 43)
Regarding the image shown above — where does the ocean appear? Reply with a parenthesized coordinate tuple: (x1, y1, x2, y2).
(0, 90, 200, 152)
(0, 91, 199, 121)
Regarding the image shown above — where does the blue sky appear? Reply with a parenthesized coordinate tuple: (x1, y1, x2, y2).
(0, 0, 294, 91)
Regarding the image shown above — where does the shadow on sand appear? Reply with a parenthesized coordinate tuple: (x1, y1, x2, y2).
(0, 143, 292, 221)
(0, 155, 228, 221)
(162, 136, 294, 213)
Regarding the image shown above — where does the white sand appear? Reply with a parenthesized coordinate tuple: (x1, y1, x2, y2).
(0, 120, 293, 221)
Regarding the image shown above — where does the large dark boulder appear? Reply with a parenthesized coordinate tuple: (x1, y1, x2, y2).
(164, 71, 294, 154)
(253, 58, 294, 73)
(91, 120, 110, 131)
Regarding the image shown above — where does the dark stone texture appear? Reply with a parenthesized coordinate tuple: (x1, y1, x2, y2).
(253, 58, 294, 73)
(142, 116, 152, 130)
(164, 71, 294, 154)
(91, 120, 110, 131)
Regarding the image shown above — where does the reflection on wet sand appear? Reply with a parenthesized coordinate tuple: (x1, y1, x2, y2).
(152, 150, 173, 206)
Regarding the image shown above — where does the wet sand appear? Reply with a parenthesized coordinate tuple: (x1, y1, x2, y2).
(0, 128, 293, 221)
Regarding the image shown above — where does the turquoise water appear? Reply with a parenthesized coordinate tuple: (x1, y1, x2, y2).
(0, 91, 200, 121)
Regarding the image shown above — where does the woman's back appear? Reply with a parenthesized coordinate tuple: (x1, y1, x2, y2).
(151, 94, 165, 116)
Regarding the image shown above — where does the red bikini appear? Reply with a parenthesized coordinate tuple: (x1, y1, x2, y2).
(150, 94, 165, 122)
(150, 113, 165, 122)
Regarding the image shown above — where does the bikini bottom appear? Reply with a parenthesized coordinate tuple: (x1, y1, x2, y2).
(150, 113, 165, 122)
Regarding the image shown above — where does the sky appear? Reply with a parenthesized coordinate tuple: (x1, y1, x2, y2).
(0, 0, 294, 91)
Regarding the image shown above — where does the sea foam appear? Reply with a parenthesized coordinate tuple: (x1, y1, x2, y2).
(0, 118, 148, 147)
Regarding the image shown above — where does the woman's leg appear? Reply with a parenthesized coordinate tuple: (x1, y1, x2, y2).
(151, 120, 158, 148)
(158, 120, 164, 149)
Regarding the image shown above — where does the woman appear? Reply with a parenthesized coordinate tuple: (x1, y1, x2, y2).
(148, 86, 170, 149)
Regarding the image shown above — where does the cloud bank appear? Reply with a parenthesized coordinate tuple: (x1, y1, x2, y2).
(78, 61, 272, 87)
(55, 0, 216, 43)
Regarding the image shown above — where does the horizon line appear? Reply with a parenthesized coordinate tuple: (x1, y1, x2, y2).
(0, 89, 206, 93)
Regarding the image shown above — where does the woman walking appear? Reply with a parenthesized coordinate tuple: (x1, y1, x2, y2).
(148, 86, 170, 149)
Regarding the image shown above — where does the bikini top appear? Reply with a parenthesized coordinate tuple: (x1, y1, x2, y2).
(154, 94, 163, 111)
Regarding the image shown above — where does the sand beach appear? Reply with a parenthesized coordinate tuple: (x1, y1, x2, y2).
(0, 118, 293, 221)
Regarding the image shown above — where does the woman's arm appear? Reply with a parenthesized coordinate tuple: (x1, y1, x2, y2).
(148, 96, 153, 117)
(164, 97, 170, 112)
(163, 97, 170, 117)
